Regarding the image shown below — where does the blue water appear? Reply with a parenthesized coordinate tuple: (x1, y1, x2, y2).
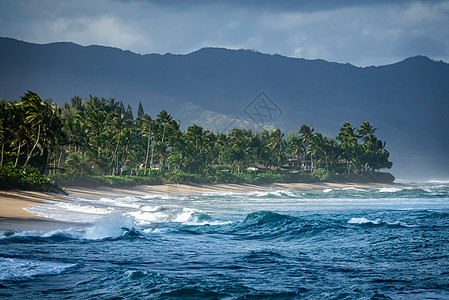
(1, 184, 449, 299)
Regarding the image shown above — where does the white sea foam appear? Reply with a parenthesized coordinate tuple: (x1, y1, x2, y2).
(247, 189, 296, 197)
(348, 217, 381, 225)
(427, 180, 449, 184)
(140, 193, 187, 200)
(183, 220, 233, 226)
(377, 187, 403, 193)
(201, 191, 239, 197)
(127, 211, 171, 223)
(55, 202, 115, 215)
(140, 205, 162, 212)
(0, 257, 76, 281)
(83, 213, 136, 240)
(342, 187, 367, 192)
(173, 208, 199, 222)
(25, 201, 114, 223)
(98, 197, 141, 208)
(347, 217, 413, 227)
(128, 207, 201, 225)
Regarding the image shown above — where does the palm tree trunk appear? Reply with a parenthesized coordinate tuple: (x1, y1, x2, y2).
(144, 135, 150, 175)
(57, 150, 63, 174)
(112, 128, 121, 176)
(150, 137, 155, 173)
(310, 153, 313, 172)
(161, 124, 166, 146)
(23, 124, 41, 172)
(14, 142, 22, 168)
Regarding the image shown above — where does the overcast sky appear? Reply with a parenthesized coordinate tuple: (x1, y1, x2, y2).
(1, 0, 448, 66)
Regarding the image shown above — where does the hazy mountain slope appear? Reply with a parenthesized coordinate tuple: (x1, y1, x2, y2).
(1, 37, 448, 179)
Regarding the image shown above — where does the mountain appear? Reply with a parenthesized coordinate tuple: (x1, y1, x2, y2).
(1, 37, 448, 180)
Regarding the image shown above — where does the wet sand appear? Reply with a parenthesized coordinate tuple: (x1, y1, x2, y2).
(0, 190, 72, 231)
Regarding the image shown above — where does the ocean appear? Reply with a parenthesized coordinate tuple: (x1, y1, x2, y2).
(1, 183, 449, 299)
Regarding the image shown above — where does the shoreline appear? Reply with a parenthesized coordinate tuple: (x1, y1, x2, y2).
(0, 182, 404, 227)
(65, 182, 403, 200)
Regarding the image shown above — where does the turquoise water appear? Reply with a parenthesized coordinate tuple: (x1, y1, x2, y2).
(1, 184, 449, 299)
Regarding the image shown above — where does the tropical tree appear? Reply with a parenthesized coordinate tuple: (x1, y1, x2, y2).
(157, 110, 172, 146)
(268, 129, 285, 169)
(299, 124, 314, 171)
(357, 122, 377, 143)
(20, 92, 57, 173)
(140, 114, 154, 174)
(0, 100, 10, 168)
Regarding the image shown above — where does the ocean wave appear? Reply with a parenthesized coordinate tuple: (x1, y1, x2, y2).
(342, 187, 368, 192)
(54, 202, 115, 215)
(348, 217, 382, 225)
(319, 185, 449, 199)
(377, 187, 403, 193)
(127, 207, 212, 225)
(0, 214, 142, 242)
(230, 211, 323, 239)
(25, 200, 116, 223)
(140, 193, 188, 201)
(427, 180, 449, 184)
(201, 189, 299, 198)
(347, 217, 413, 227)
(98, 197, 141, 208)
(0, 257, 76, 281)
(140, 205, 162, 212)
(247, 189, 297, 198)
(83, 213, 138, 240)
(0, 229, 77, 244)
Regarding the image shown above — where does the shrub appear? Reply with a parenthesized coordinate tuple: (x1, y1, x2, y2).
(313, 168, 330, 181)
(0, 162, 52, 191)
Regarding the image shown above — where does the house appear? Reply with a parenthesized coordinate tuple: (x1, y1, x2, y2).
(284, 155, 315, 172)
(253, 164, 288, 171)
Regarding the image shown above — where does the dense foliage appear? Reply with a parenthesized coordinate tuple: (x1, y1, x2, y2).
(0, 92, 393, 189)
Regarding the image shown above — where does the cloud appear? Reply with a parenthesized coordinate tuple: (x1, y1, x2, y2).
(0, 0, 448, 66)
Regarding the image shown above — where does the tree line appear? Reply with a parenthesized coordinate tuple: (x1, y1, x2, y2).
(0, 91, 392, 183)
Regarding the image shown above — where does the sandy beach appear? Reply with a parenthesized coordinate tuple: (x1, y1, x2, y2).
(0, 182, 403, 225)
(0, 190, 73, 230)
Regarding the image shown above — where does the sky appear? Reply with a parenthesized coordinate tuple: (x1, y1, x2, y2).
(1, 0, 449, 66)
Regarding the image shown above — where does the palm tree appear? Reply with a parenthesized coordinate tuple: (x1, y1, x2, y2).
(157, 110, 172, 146)
(186, 124, 204, 151)
(141, 114, 154, 175)
(43, 101, 66, 175)
(309, 133, 326, 167)
(21, 91, 51, 172)
(357, 122, 377, 143)
(268, 129, 285, 169)
(337, 122, 356, 144)
(0, 100, 10, 168)
(299, 124, 314, 171)
(337, 122, 360, 174)
(9, 102, 28, 168)
(288, 136, 305, 157)
(65, 152, 88, 179)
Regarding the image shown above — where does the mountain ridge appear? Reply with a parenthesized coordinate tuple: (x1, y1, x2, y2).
(1, 37, 448, 179)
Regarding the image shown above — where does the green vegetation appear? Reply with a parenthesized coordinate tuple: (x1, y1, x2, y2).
(0, 91, 393, 191)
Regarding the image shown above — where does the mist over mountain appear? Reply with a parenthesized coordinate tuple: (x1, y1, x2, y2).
(1, 37, 448, 180)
